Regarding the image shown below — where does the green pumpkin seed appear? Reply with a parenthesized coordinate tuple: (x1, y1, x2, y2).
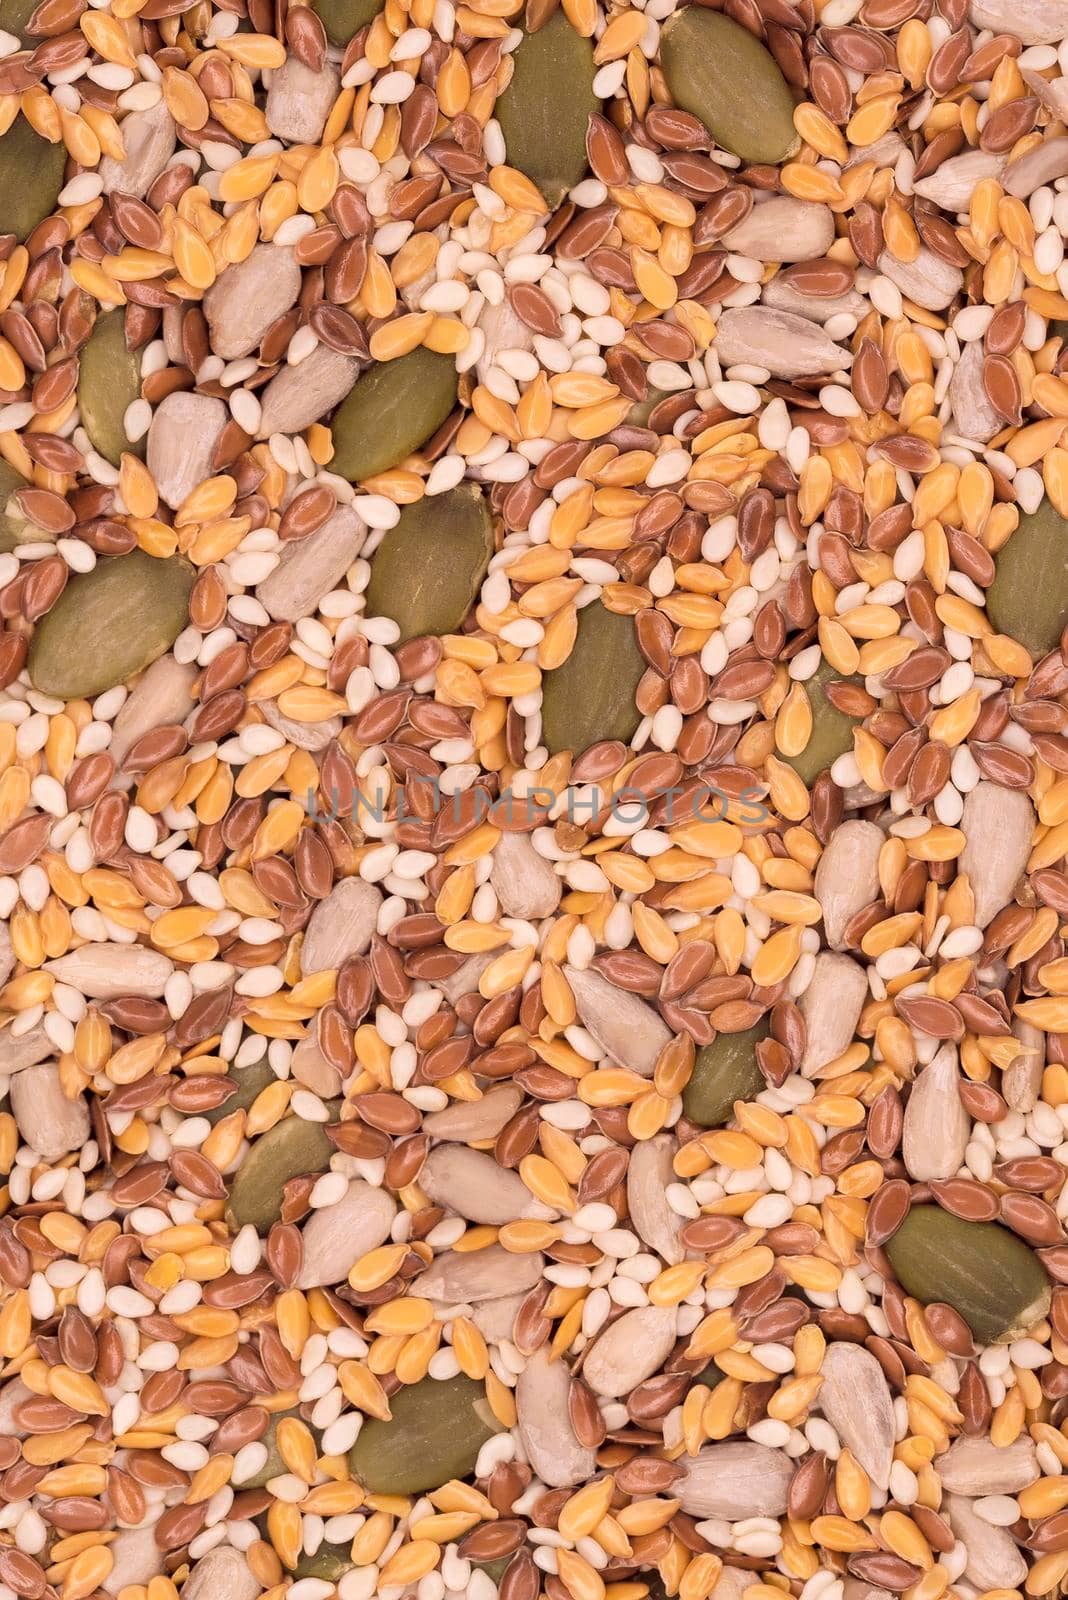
(986, 498, 1068, 658)
(540, 602, 644, 757)
(659, 9, 799, 166)
(884, 1205, 1051, 1345)
(0, 460, 31, 554)
(330, 348, 457, 484)
(0, 118, 67, 245)
(363, 485, 493, 643)
(495, 12, 599, 211)
(682, 1020, 768, 1128)
(784, 660, 861, 787)
(691, 1359, 725, 1392)
(27, 549, 195, 701)
(294, 1545, 353, 1581)
(204, 1060, 277, 1127)
(627, 387, 670, 429)
(349, 1374, 502, 1494)
(224, 1113, 336, 1232)
(311, 0, 382, 45)
(0, 0, 38, 43)
(241, 1409, 321, 1489)
(77, 310, 145, 467)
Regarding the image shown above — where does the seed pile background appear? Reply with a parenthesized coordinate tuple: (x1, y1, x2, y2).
(5, 0, 1068, 1598)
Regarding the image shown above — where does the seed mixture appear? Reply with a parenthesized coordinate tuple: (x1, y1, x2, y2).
(8, 0, 1068, 1596)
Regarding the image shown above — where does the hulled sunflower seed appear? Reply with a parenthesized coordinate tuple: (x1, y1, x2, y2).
(723, 198, 835, 263)
(300, 875, 381, 974)
(958, 781, 1035, 929)
(813, 819, 883, 951)
(515, 1347, 597, 1489)
(817, 1341, 895, 1491)
(419, 1145, 551, 1224)
(256, 505, 366, 624)
(256, 345, 361, 439)
(416, 1242, 544, 1303)
(627, 1133, 683, 1265)
(182, 1548, 260, 1600)
(581, 1305, 678, 1397)
(203, 244, 303, 361)
(490, 831, 562, 920)
(147, 392, 229, 511)
(902, 1044, 969, 1182)
(10, 1064, 90, 1163)
(944, 1493, 1028, 1590)
(678, 1441, 793, 1519)
(799, 952, 866, 1077)
(98, 103, 176, 199)
(296, 1178, 396, 1289)
(563, 964, 671, 1076)
(936, 1433, 1040, 1496)
(713, 307, 852, 379)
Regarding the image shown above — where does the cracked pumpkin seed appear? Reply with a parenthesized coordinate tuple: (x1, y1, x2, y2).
(682, 1019, 768, 1128)
(224, 1111, 337, 1232)
(986, 497, 1068, 658)
(78, 310, 145, 467)
(27, 549, 195, 700)
(540, 602, 644, 756)
(0, 117, 67, 244)
(349, 1373, 501, 1494)
(330, 347, 457, 484)
(885, 1205, 1051, 1345)
(363, 484, 493, 642)
(495, 11, 600, 211)
(658, 9, 799, 166)
(785, 660, 861, 786)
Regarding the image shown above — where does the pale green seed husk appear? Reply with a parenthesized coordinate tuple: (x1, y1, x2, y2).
(27, 549, 195, 700)
(986, 497, 1068, 658)
(495, 12, 600, 211)
(0, 117, 66, 244)
(540, 602, 644, 756)
(658, 9, 799, 166)
(785, 660, 861, 787)
(363, 484, 493, 643)
(224, 1113, 336, 1232)
(330, 347, 457, 484)
(885, 1205, 1051, 1345)
(78, 309, 146, 467)
(349, 1374, 502, 1494)
(682, 1020, 768, 1128)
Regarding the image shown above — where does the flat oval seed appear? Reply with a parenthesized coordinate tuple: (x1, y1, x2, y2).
(27, 549, 195, 700)
(330, 348, 458, 484)
(785, 661, 861, 786)
(0, 118, 67, 243)
(363, 484, 493, 642)
(885, 1205, 1051, 1345)
(225, 1113, 337, 1233)
(0, 460, 32, 554)
(986, 498, 1068, 657)
(682, 1019, 768, 1128)
(495, 12, 600, 211)
(311, 0, 382, 46)
(78, 310, 145, 467)
(658, 9, 799, 166)
(540, 602, 644, 756)
(349, 1374, 502, 1493)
